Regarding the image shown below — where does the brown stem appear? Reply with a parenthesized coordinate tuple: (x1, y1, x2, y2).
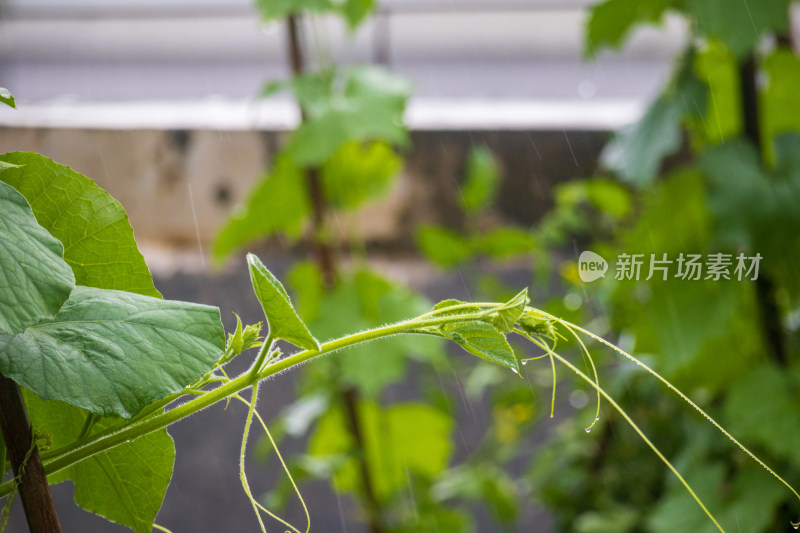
(341, 387, 385, 533)
(0, 375, 62, 533)
(738, 53, 787, 365)
(739, 54, 763, 154)
(286, 14, 337, 288)
(285, 14, 384, 532)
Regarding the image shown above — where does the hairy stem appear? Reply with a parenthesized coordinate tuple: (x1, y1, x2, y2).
(0, 312, 488, 499)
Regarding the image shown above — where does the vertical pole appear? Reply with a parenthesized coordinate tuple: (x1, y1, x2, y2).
(284, 14, 385, 532)
(738, 52, 787, 365)
(0, 375, 62, 533)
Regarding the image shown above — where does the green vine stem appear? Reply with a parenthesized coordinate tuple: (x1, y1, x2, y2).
(0, 311, 486, 499)
(0, 304, 797, 532)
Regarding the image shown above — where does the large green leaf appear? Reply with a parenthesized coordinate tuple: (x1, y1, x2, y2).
(0, 180, 75, 333)
(688, 0, 791, 58)
(286, 67, 411, 167)
(0, 152, 160, 298)
(0, 286, 224, 418)
(24, 390, 174, 533)
(0, 88, 14, 109)
(321, 141, 402, 210)
(584, 0, 676, 57)
(247, 253, 319, 351)
(213, 157, 310, 263)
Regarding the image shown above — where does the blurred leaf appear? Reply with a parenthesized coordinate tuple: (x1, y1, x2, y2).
(616, 169, 762, 386)
(433, 464, 519, 523)
(622, 168, 710, 254)
(465, 362, 506, 399)
(287, 260, 325, 322)
(255, 0, 375, 29)
(416, 225, 473, 267)
(724, 365, 800, 464)
(309, 402, 452, 500)
(475, 226, 536, 259)
(762, 49, 800, 159)
(305, 270, 446, 393)
(280, 393, 329, 437)
(0, 152, 160, 298)
(321, 141, 402, 210)
(687, 43, 740, 146)
(255, 0, 332, 20)
(584, 0, 677, 57)
(213, 157, 310, 263)
(602, 54, 706, 186)
(0, 88, 15, 109)
(687, 0, 791, 58)
(647, 462, 785, 533)
(25, 391, 173, 533)
(261, 69, 336, 115)
(387, 404, 453, 478)
(574, 507, 638, 533)
(286, 67, 411, 167)
(340, 0, 376, 29)
(460, 145, 499, 213)
(247, 253, 319, 351)
(583, 179, 633, 218)
(700, 138, 800, 266)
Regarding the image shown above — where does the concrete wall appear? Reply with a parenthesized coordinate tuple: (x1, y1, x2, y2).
(0, 127, 608, 256)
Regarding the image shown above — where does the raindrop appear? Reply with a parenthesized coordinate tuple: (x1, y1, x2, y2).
(521, 360, 528, 366)
(792, 523, 799, 530)
(568, 389, 588, 409)
(585, 428, 591, 433)
(563, 292, 582, 311)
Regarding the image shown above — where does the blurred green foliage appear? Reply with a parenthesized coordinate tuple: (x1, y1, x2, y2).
(530, 1, 800, 531)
